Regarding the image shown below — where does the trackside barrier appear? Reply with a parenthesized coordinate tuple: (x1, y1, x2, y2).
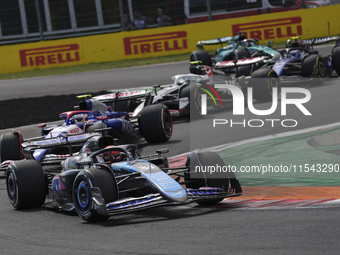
(0, 5, 339, 75)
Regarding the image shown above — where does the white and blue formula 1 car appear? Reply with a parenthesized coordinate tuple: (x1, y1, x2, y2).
(39, 93, 173, 144)
(3, 132, 242, 221)
(0, 94, 173, 165)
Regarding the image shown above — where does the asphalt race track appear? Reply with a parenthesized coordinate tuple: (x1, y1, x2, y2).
(0, 62, 189, 101)
(1, 46, 340, 254)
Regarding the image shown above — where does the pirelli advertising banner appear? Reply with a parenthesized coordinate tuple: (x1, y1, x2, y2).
(0, 5, 340, 74)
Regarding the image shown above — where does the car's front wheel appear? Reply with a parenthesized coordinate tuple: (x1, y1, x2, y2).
(185, 151, 235, 205)
(250, 68, 280, 102)
(73, 167, 118, 221)
(302, 54, 326, 78)
(332, 46, 340, 76)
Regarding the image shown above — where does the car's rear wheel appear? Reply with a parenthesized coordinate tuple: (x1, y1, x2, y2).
(236, 65, 251, 77)
(6, 160, 46, 209)
(233, 48, 251, 77)
(0, 132, 22, 163)
(73, 167, 118, 221)
(250, 68, 279, 102)
(332, 46, 340, 76)
(179, 85, 205, 118)
(234, 48, 250, 59)
(302, 54, 326, 78)
(139, 104, 172, 143)
(190, 50, 212, 66)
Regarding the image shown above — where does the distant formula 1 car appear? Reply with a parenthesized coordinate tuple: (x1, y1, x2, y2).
(189, 32, 281, 77)
(241, 36, 340, 102)
(0, 130, 95, 168)
(90, 73, 248, 118)
(193, 36, 340, 102)
(0, 98, 172, 165)
(3, 132, 242, 222)
(251, 36, 340, 80)
(40, 93, 172, 144)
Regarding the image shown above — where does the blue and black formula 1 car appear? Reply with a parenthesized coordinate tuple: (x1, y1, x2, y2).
(3, 133, 242, 222)
(251, 36, 340, 80)
(246, 36, 340, 102)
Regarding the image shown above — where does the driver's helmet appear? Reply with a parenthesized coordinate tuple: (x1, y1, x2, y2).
(101, 145, 122, 163)
(69, 114, 88, 124)
(177, 77, 192, 86)
(290, 40, 302, 48)
(240, 40, 251, 47)
(291, 50, 301, 57)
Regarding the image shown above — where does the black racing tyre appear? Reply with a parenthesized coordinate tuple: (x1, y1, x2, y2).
(139, 104, 172, 143)
(178, 85, 191, 116)
(73, 167, 118, 221)
(190, 85, 205, 118)
(234, 48, 250, 60)
(0, 132, 22, 163)
(190, 50, 212, 66)
(179, 85, 203, 118)
(302, 54, 326, 78)
(187, 85, 207, 119)
(236, 65, 251, 78)
(332, 46, 340, 76)
(184, 151, 235, 205)
(234, 48, 250, 77)
(6, 160, 46, 209)
(250, 68, 279, 102)
(85, 122, 107, 133)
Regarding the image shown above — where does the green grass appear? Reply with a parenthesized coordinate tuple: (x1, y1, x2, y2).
(0, 53, 190, 81)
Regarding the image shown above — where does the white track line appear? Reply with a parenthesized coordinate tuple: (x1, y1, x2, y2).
(169, 121, 340, 159)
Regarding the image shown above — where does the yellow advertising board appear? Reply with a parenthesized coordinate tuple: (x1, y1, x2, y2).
(1, 5, 340, 74)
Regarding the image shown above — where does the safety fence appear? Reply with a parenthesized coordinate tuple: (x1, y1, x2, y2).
(0, 4, 339, 74)
(0, 0, 334, 46)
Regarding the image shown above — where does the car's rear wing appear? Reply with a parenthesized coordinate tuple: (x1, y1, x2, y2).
(190, 57, 267, 77)
(22, 133, 94, 151)
(196, 36, 233, 50)
(0, 133, 97, 170)
(214, 56, 267, 68)
(92, 90, 154, 109)
(93, 89, 151, 103)
(303, 36, 340, 47)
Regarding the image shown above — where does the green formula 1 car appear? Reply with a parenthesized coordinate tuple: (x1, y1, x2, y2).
(190, 32, 280, 77)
